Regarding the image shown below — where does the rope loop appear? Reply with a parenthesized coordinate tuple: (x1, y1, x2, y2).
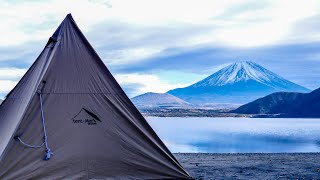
(15, 90, 53, 160)
(16, 137, 45, 148)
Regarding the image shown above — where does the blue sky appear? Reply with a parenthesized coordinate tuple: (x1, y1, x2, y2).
(0, 0, 320, 98)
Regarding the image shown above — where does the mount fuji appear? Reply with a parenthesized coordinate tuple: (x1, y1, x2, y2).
(167, 61, 310, 104)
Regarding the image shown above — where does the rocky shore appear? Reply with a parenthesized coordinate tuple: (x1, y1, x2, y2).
(174, 153, 320, 179)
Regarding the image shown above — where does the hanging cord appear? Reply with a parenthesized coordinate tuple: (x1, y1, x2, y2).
(15, 137, 45, 148)
(38, 91, 53, 161)
(15, 87, 53, 160)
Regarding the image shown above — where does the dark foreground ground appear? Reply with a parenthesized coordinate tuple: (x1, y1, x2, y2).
(174, 153, 320, 179)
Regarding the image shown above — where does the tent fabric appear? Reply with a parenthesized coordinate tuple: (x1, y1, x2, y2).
(0, 14, 191, 179)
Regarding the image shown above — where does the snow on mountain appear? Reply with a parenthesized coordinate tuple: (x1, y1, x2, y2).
(131, 92, 191, 109)
(193, 61, 307, 90)
(168, 61, 310, 104)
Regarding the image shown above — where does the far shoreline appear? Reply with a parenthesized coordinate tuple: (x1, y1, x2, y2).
(139, 108, 320, 118)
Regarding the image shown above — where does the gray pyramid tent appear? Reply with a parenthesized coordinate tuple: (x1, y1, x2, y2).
(0, 14, 190, 179)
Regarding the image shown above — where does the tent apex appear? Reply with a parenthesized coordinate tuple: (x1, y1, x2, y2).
(64, 13, 74, 21)
(49, 13, 75, 42)
(66, 13, 72, 18)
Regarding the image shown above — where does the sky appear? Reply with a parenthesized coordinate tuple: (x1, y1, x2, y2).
(0, 0, 320, 98)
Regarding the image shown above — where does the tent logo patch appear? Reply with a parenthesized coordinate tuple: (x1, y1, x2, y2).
(72, 108, 101, 125)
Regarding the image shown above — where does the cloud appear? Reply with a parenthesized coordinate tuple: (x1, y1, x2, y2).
(2, 0, 319, 64)
(88, 20, 217, 67)
(1, 0, 320, 97)
(112, 46, 239, 74)
(114, 42, 320, 90)
(210, 0, 320, 47)
(0, 67, 26, 96)
(101, 47, 163, 66)
(0, 68, 26, 80)
(0, 80, 18, 93)
(288, 14, 320, 43)
(0, 0, 113, 46)
(114, 73, 189, 97)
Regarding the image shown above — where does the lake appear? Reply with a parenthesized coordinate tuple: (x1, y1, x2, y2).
(146, 117, 320, 153)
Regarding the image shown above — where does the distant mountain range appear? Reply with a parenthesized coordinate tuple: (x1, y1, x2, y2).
(232, 88, 320, 117)
(131, 92, 191, 109)
(167, 61, 310, 104)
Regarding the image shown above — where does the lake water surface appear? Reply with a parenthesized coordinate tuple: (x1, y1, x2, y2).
(146, 117, 320, 153)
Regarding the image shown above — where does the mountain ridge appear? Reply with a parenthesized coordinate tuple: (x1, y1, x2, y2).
(168, 61, 309, 104)
(131, 92, 191, 109)
(232, 88, 320, 117)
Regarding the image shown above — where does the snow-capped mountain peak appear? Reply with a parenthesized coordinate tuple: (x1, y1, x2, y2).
(193, 61, 295, 88)
(167, 61, 309, 104)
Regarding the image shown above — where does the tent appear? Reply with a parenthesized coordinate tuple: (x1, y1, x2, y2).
(0, 14, 191, 179)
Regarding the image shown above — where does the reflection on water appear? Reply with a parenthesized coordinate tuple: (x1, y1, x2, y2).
(146, 117, 320, 153)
